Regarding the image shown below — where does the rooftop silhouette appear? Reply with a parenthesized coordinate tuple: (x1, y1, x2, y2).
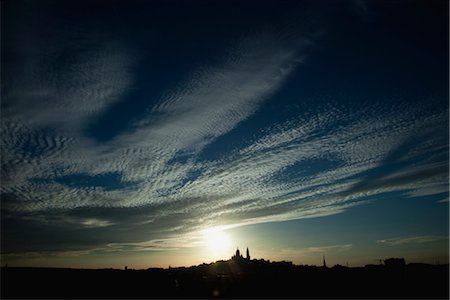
(2, 249, 448, 299)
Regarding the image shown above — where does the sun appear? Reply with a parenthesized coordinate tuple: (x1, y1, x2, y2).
(203, 227, 232, 258)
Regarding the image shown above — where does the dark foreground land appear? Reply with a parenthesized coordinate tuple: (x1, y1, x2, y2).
(1, 260, 449, 299)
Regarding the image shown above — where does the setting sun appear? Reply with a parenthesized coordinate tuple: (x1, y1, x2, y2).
(203, 227, 232, 259)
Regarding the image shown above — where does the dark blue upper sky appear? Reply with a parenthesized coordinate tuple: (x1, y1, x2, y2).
(1, 0, 448, 268)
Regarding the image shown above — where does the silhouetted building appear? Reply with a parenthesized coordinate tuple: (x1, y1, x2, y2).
(232, 247, 243, 260)
(323, 255, 327, 268)
(332, 264, 348, 270)
(246, 247, 250, 260)
(384, 258, 406, 268)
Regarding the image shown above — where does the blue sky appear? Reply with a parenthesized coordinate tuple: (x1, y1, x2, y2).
(1, 0, 448, 268)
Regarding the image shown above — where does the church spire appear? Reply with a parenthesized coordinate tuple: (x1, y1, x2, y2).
(323, 255, 327, 268)
(246, 247, 250, 260)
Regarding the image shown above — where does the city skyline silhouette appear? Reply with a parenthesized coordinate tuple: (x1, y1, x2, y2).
(2, 247, 449, 298)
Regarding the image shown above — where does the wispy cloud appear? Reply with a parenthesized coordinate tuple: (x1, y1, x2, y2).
(299, 244, 352, 255)
(377, 236, 449, 246)
(277, 244, 352, 262)
(4, 41, 136, 132)
(1, 29, 311, 211)
(2, 94, 447, 253)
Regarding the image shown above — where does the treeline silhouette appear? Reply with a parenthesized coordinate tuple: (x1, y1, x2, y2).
(2, 258, 448, 298)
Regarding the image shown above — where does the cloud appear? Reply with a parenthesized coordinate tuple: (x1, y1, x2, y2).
(3, 33, 136, 133)
(2, 95, 447, 254)
(352, 0, 369, 16)
(79, 218, 115, 228)
(1, 28, 311, 211)
(2, 94, 448, 254)
(406, 184, 449, 198)
(300, 244, 352, 255)
(1, 2, 448, 258)
(279, 244, 352, 259)
(377, 236, 449, 246)
(2, 230, 205, 261)
(1, 14, 138, 211)
(105, 233, 206, 253)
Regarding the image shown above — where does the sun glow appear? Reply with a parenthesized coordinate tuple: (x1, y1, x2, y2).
(203, 227, 232, 259)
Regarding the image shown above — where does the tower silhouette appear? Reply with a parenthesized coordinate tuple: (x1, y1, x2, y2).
(323, 255, 327, 268)
(246, 247, 250, 260)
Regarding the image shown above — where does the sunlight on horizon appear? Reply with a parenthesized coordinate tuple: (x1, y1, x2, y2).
(202, 227, 234, 261)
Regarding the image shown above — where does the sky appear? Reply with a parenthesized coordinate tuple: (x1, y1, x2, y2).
(1, 0, 449, 269)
